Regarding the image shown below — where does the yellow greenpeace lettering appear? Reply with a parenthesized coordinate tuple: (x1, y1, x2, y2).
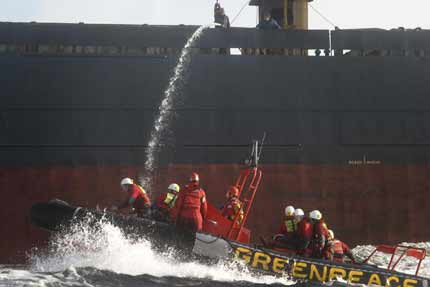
(231, 246, 422, 287)
(368, 274, 382, 286)
(272, 257, 289, 274)
(348, 270, 364, 283)
(235, 247, 252, 264)
(403, 279, 418, 287)
(252, 252, 271, 270)
(386, 276, 400, 287)
(309, 264, 327, 282)
(293, 262, 308, 279)
(329, 268, 347, 281)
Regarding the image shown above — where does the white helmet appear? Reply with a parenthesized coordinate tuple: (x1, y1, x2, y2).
(168, 183, 180, 193)
(285, 205, 295, 217)
(309, 210, 322, 221)
(120, 177, 133, 186)
(294, 208, 304, 218)
(328, 229, 334, 240)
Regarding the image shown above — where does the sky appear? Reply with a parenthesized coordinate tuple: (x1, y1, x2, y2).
(1, 0, 430, 30)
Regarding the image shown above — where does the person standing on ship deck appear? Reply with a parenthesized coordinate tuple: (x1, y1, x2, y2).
(214, 1, 230, 28)
(214, 1, 230, 54)
(256, 11, 281, 55)
(256, 11, 281, 30)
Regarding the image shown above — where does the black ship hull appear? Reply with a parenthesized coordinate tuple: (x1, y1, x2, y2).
(2, 22, 430, 262)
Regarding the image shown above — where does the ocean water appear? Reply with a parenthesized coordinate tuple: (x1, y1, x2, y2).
(0, 221, 294, 287)
(1, 219, 428, 287)
(0, 267, 292, 287)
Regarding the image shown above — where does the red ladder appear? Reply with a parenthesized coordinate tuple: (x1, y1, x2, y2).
(226, 166, 262, 241)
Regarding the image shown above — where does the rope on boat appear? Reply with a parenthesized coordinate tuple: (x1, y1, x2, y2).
(309, 4, 339, 29)
(231, 0, 251, 25)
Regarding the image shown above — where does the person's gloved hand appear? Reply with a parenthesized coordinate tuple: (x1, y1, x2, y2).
(272, 234, 283, 241)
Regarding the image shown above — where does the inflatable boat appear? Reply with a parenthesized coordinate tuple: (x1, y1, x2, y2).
(29, 141, 430, 287)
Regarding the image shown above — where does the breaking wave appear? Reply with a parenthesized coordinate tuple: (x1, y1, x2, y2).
(2, 217, 429, 286)
(19, 218, 295, 286)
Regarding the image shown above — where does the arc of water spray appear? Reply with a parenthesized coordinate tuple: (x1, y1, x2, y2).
(140, 25, 209, 190)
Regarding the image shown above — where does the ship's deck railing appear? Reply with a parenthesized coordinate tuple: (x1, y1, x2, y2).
(0, 22, 429, 57)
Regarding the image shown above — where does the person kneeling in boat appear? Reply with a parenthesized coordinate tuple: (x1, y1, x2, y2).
(309, 210, 330, 259)
(274, 207, 313, 254)
(270, 205, 297, 249)
(221, 186, 244, 223)
(112, 177, 151, 218)
(325, 229, 356, 263)
(173, 173, 207, 232)
(152, 183, 180, 222)
(294, 208, 313, 257)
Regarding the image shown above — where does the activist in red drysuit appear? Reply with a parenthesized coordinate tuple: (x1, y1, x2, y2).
(153, 183, 180, 222)
(331, 239, 355, 263)
(311, 220, 330, 258)
(115, 178, 151, 217)
(174, 173, 207, 232)
(295, 217, 313, 256)
(221, 186, 244, 223)
(324, 230, 356, 263)
(308, 210, 330, 259)
(279, 215, 296, 236)
(273, 206, 297, 249)
(266, 206, 297, 250)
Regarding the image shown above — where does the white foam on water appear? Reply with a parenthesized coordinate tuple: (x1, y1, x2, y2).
(140, 25, 209, 189)
(0, 266, 93, 287)
(353, 242, 430, 278)
(20, 217, 430, 287)
(28, 219, 294, 286)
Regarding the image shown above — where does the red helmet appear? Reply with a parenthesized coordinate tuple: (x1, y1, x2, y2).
(227, 186, 239, 198)
(189, 172, 200, 183)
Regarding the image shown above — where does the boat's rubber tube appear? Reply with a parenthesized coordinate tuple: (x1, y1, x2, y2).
(30, 199, 77, 231)
(30, 199, 196, 252)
